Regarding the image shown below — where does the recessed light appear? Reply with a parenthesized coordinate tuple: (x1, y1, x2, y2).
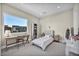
(57, 6, 61, 8)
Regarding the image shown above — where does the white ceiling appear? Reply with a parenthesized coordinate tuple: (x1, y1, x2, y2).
(8, 3, 74, 18)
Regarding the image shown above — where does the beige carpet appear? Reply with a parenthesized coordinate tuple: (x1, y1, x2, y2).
(1, 42, 66, 56)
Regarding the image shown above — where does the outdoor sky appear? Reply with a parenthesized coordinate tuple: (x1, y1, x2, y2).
(4, 14, 28, 27)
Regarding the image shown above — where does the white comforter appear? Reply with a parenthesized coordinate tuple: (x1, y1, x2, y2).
(32, 35, 54, 50)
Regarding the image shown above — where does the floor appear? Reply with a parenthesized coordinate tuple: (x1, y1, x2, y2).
(1, 42, 78, 56)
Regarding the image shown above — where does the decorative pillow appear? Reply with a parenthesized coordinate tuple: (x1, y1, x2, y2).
(45, 30, 53, 37)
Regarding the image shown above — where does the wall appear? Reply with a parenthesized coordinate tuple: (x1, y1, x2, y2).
(73, 4, 79, 35)
(0, 3, 2, 55)
(40, 10, 73, 38)
(1, 4, 40, 48)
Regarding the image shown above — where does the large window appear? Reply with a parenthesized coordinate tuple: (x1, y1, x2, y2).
(4, 14, 28, 33)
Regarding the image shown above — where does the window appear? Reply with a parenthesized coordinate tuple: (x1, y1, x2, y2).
(4, 14, 28, 33)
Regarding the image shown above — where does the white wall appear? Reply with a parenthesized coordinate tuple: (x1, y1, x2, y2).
(0, 3, 2, 56)
(73, 4, 79, 35)
(1, 4, 40, 47)
(40, 10, 73, 38)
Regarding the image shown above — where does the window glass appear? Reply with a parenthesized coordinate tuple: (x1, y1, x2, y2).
(4, 14, 28, 33)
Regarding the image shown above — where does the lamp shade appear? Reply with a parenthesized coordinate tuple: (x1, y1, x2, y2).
(5, 30, 11, 37)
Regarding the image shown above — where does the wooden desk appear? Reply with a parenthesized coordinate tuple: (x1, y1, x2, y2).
(5, 35, 29, 48)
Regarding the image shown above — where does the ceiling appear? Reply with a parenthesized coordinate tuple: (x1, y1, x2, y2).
(8, 3, 74, 18)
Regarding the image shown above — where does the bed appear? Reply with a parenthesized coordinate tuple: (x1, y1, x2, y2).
(31, 35, 54, 50)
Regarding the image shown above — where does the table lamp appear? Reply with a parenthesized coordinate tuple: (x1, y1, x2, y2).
(5, 30, 11, 37)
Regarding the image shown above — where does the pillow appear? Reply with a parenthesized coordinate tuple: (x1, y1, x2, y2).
(45, 30, 53, 37)
(41, 33, 45, 37)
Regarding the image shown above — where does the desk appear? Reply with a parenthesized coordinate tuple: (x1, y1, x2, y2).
(5, 35, 29, 48)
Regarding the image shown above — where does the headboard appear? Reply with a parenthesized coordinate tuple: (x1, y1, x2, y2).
(44, 30, 54, 37)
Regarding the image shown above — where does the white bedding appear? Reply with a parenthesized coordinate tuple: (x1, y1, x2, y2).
(31, 35, 54, 50)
